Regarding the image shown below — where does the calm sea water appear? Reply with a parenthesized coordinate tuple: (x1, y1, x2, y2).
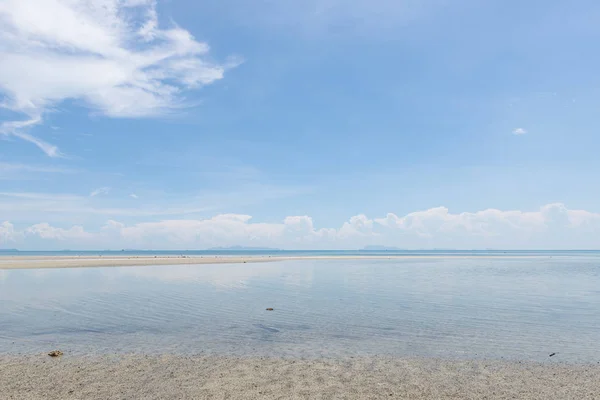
(1, 256, 599, 362)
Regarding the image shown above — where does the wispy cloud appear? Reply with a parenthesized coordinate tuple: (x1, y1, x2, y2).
(0, 189, 217, 219)
(0, 117, 60, 157)
(0, 202, 213, 218)
(129, 193, 139, 199)
(90, 187, 110, 197)
(513, 128, 527, 135)
(0, 183, 309, 224)
(0, 192, 83, 201)
(0, 162, 77, 179)
(0, 191, 214, 220)
(0, 0, 238, 155)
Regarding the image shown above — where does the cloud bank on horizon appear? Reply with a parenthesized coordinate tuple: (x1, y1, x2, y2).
(2, 203, 599, 250)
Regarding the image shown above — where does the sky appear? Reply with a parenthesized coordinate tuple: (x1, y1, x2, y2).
(1, 0, 600, 250)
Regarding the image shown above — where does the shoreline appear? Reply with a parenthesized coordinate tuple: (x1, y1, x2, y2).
(0, 254, 549, 270)
(2, 354, 598, 399)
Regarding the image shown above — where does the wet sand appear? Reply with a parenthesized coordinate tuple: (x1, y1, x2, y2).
(2, 354, 598, 399)
(0, 254, 540, 269)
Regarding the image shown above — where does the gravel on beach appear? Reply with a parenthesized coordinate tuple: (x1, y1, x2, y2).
(2, 354, 599, 399)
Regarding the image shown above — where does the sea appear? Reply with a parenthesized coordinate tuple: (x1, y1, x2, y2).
(1, 250, 599, 363)
(1, 249, 600, 257)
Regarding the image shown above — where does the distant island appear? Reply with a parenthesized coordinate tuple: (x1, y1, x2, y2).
(360, 245, 405, 251)
(0, 249, 18, 252)
(207, 246, 282, 251)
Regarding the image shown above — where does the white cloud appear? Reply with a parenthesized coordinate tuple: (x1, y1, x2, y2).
(338, 214, 374, 238)
(130, 193, 139, 199)
(90, 187, 111, 197)
(3, 204, 600, 250)
(0, 221, 20, 243)
(513, 128, 527, 135)
(25, 223, 91, 240)
(0, 0, 236, 155)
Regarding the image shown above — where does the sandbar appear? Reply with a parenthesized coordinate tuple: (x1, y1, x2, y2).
(0, 254, 544, 270)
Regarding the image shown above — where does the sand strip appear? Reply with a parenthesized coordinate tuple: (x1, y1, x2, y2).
(0, 254, 546, 270)
(0, 255, 275, 269)
(1, 354, 598, 399)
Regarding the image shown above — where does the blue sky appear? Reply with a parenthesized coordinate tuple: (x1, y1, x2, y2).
(1, 0, 600, 249)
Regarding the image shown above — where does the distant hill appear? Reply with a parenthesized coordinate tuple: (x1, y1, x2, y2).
(361, 245, 405, 251)
(0, 249, 18, 252)
(207, 246, 282, 251)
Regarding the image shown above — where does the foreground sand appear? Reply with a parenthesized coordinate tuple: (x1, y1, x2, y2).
(0, 254, 540, 269)
(2, 354, 598, 400)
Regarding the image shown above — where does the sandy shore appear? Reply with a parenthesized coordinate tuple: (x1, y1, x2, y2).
(0, 255, 277, 269)
(2, 354, 598, 400)
(0, 254, 542, 270)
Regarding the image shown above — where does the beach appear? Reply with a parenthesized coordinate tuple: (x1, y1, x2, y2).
(3, 354, 599, 399)
(2, 255, 599, 399)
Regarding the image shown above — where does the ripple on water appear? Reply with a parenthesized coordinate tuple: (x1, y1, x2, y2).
(0, 257, 599, 362)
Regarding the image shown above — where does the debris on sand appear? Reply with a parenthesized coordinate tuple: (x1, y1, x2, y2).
(266, 308, 274, 311)
(48, 350, 63, 357)
(549, 353, 556, 357)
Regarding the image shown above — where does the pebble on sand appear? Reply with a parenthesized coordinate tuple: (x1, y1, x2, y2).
(48, 350, 63, 357)
(266, 308, 274, 311)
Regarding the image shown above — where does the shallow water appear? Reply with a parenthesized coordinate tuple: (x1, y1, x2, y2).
(1, 257, 599, 362)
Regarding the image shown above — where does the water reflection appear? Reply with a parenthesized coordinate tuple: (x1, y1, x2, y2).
(107, 262, 315, 289)
(1, 258, 599, 362)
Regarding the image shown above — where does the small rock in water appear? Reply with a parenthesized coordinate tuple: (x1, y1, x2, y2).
(549, 353, 556, 357)
(48, 350, 63, 357)
(266, 308, 274, 311)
